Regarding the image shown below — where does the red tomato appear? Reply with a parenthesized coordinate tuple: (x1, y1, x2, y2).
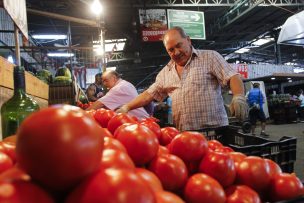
(148, 154, 188, 192)
(135, 168, 163, 192)
(264, 159, 282, 179)
(0, 166, 30, 182)
(157, 146, 169, 156)
(113, 123, 137, 138)
(141, 121, 162, 141)
(208, 140, 223, 151)
(16, 105, 104, 191)
(155, 191, 185, 203)
(0, 181, 54, 203)
(169, 131, 208, 162)
(2, 135, 17, 145)
(94, 109, 116, 128)
(115, 124, 159, 166)
(0, 142, 16, 163)
(142, 117, 160, 123)
(100, 127, 113, 138)
(159, 127, 179, 146)
(225, 185, 261, 203)
(186, 161, 200, 175)
(100, 149, 135, 170)
(107, 113, 136, 134)
(0, 152, 13, 174)
(199, 151, 236, 188)
(236, 156, 271, 194)
(103, 137, 127, 152)
(215, 146, 234, 153)
(66, 169, 156, 203)
(184, 173, 226, 203)
(229, 152, 247, 169)
(269, 173, 304, 202)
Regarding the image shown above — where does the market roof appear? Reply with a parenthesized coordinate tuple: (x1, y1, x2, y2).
(243, 73, 304, 84)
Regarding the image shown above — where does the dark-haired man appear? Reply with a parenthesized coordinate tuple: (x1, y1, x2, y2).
(117, 26, 248, 131)
(86, 73, 104, 102)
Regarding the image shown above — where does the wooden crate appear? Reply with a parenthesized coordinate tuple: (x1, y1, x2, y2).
(0, 56, 49, 138)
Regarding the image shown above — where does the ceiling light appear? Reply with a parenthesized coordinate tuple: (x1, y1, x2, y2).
(235, 48, 250, 54)
(93, 45, 104, 55)
(252, 38, 274, 46)
(287, 78, 291, 80)
(288, 80, 293, 83)
(271, 77, 276, 80)
(106, 67, 116, 71)
(32, 34, 67, 40)
(47, 53, 74, 57)
(91, 0, 103, 16)
(7, 55, 14, 64)
(294, 68, 304, 73)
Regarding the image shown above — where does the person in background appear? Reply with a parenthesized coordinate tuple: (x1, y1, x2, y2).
(86, 73, 104, 102)
(247, 83, 268, 136)
(166, 96, 173, 125)
(297, 89, 304, 121)
(116, 26, 248, 131)
(86, 70, 149, 120)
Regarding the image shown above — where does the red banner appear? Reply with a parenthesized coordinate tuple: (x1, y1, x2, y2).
(139, 9, 168, 42)
(236, 64, 248, 79)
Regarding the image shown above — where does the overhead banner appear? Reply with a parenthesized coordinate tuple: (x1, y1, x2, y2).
(139, 9, 168, 42)
(167, 9, 205, 40)
(236, 64, 248, 79)
(3, 0, 28, 39)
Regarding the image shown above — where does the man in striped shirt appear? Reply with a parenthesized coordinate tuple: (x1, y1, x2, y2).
(117, 26, 248, 131)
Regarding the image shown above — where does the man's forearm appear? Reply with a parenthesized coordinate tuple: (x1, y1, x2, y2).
(125, 90, 154, 110)
(230, 75, 245, 96)
(86, 101, 104, 110)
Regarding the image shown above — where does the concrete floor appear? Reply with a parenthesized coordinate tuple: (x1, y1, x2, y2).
(251, 122, 304, 180)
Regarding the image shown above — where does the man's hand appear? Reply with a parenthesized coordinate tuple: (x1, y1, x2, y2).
(116, 105, 130, 114)
(229, 94, 248, 121)
(97, 92, 104, 98)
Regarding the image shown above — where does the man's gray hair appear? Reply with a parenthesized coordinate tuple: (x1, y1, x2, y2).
(163, 26, 188, 42)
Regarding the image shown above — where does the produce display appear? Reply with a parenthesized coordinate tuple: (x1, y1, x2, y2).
(0, 104, 303, 202)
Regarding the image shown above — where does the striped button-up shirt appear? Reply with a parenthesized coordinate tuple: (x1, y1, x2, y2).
(147, 48, 237, 131)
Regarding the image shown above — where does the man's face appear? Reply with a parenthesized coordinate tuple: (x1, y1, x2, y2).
(95, 76, 102, 85)
(163, 30, 192, 66)
(102, 74, 116, 89)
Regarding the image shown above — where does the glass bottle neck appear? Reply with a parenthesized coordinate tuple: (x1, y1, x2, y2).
(14, 68, 26, 93)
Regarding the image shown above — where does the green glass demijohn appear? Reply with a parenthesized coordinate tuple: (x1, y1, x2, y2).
(1, 66, 40, 139)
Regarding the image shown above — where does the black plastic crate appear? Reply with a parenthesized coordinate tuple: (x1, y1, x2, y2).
(201, 126, 297, 173)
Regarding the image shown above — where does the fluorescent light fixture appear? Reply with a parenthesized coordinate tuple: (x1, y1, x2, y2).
(91, 0, 103, 16)
(32, 34, 67, 40)
(294, 68, 304, 73)
(235, 48, 250, 54)
(271, 77, 276, 80)
(252, 38, 274, 46)
(7, 55, 14, 63)
(288, 80, 293, 83)
(287, 77, 291, 80)
(106, 67, 116, 71)
(47, 53, 74, 57)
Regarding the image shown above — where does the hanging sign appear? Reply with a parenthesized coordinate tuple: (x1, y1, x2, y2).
(139, 9, 168, 42)
(236, 64, 248, 79)
(3, 0, 28, 39)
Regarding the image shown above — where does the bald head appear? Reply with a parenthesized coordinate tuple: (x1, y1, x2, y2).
(102, 70, 121, 89)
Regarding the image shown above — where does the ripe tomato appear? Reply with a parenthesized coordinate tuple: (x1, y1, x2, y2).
(0, 181, 54, 203)
(0, 142, 16, 163)
(208, 140, 223, 151)
(2, 135, 17, 145)
(169, 131, 208, 162)
(155, 191, 185, 203)
(264, 159, 282, 179)
(215, 146, 234, 153)
(107, 113, 136, 134)
(269, 173, 304, 202)
(225, 185, 261, 203)
(115, 124, 159, 166)
(100, 127, 113, 138)
(159, 127, 179, 146)
(141, 121, 162, 141)
(236, 156, 271, 194)
(100, 149, 135, 170)
(0, 166, 30, 182)
(94, 109, 116, 128)
(157, 146, 169, 156)
(135, 168, 163, 192)
(229, 152, 247, 169)
(184, 173, 226, 203)
(103, 137, 127, 152)
(148, 154, 188, 192)
(0, 152, 13, 173)
(199, 150, 236, 188)
(16, 105, 104, 191)
(66, 168, 156, 203)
